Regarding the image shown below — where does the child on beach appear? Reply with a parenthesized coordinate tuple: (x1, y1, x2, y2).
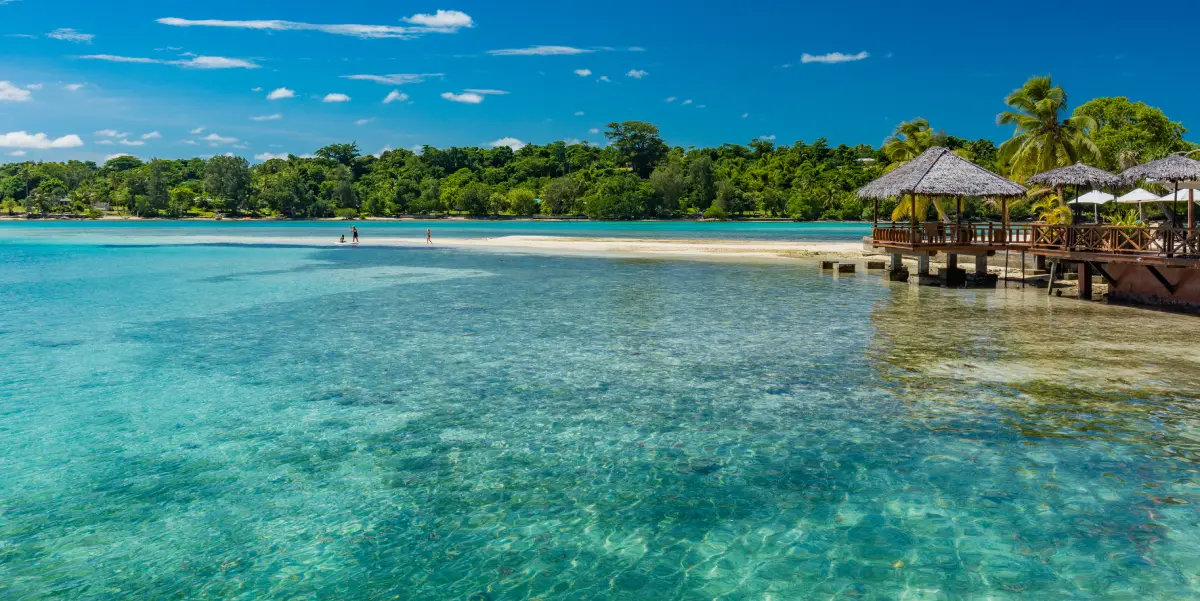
(351, 226, 359, 244)
(339, 235, 345, 244)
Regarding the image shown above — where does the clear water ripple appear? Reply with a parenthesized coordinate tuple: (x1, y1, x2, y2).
(0, 227, 1198, 600)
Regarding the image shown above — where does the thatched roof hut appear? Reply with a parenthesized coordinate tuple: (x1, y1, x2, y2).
(1120, 154, 1200, 183)
(1026, 162, 1121, 188)
(1122, 154, 1200, 227)
(856, 147, 1027, 200)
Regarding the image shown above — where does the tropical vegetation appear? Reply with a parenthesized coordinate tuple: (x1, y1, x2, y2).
(0, 77, 1194, 223)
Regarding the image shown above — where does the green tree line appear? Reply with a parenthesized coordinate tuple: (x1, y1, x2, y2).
(1, 83, 1191, 222)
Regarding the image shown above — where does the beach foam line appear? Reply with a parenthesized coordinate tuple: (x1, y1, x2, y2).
(58, 234, 867, 262)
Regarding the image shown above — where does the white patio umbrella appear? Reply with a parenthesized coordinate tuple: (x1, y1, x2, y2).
(1068, 189, 1115, 223)
(1157, 187, 1200, 202)
(1115, 188, 1160, 203)
(1116, 187, 1163, 221)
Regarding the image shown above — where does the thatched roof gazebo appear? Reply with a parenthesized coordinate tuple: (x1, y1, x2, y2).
(1026, 162, 1121, 189)
(856, 147, 1027, 228)
(1121, 154, 1200, 228)
(1026, 162, 1121, 224)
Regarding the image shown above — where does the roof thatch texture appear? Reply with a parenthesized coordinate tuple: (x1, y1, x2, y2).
(1025, 162, 1121, 188)
(855, 147, 1027, 200)
(1121, 154, 1200, 183)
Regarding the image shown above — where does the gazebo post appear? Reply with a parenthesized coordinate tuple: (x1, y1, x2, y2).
(1189, 188, 1195, 231)
(872, 197, 878, 226)
(1001, 197, 1009, 245)
(910, 193, 917, 243)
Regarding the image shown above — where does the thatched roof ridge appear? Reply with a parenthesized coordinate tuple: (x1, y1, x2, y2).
(1121, 154, 1200, 183)
(1026, 162, 1121, 188)
(855, 147, 1027, 200)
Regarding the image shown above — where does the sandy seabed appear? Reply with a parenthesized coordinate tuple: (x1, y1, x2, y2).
(94, 233, 871, 263)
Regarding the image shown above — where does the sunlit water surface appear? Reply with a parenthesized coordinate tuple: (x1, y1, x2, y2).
(2, 224, 1199, 600)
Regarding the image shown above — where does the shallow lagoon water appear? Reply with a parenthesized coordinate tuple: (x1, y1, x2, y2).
(2, 224, 1199, 600)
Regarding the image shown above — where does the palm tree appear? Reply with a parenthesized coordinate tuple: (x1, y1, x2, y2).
(1029, 193, 1073, 225)
(883, 118, 953, 222)
(997, 76, 1099, 182)
(882, 118, 946, 166)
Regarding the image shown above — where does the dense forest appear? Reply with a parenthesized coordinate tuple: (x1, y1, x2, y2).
(1, 79, 1193, 222)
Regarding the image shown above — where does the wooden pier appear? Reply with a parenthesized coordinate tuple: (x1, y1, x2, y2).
(870, 222, 1200, 308)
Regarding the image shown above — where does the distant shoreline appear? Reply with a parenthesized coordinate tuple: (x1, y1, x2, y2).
(0, 214, 852, 224)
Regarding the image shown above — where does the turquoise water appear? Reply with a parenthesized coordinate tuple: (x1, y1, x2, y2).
(0, 219, 872, 243)
(2, 224, 1200, 600)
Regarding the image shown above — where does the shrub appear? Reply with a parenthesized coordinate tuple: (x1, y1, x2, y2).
(508, 188, 539, 216)
(703, 205, 729, 220)
(334, 208, 359, 219)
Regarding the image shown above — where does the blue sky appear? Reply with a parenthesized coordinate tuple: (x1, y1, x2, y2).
(2, 0, 1198, 164)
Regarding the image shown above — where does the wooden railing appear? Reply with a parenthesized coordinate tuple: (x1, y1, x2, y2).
(872, 222, 1031, 247)
(1029, 225, 1200, 257)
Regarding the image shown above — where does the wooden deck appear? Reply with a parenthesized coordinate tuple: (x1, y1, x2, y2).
(872, 222, 1200, 266)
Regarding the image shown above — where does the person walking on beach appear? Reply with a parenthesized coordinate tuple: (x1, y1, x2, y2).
(426, 228, 432, 244)
(351, 226, 359, 244)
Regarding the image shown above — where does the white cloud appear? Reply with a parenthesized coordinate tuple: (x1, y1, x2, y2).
(6, 34, 39, 39)
(9, 150, 27, 157)
(697, 104, 706, 108)
(402, 10, 473, 30)
(665, 96, 676, 103)
(95, 140, 113, 145)
(372, 146, 392, 158)
(742, 113, 749, 119)
(0, 131, 84, 149)
(64, 83, 86, 91)
(251, 113, 282, 121)
(255, 152, 290, 161)
(25, 83, 43, 90)
(119, 139, 145, 146)
(563, 137, 581, 145)
(142, 131, 162, 140)
(574, 69, 592, 77)
(81, 54, 259, 69)
(780, 63, 792, 69)
(232, 144, 248, 149)
(94, 129, 129, 138)
(625, 69, 648, 79)
(322, 93, 351, 103)
(463, 88, 507, 95)
(598, 75, 611, 82)
(628, 46, 645, 52)
(355, 118, 374, 126)
(383, 90, 409, 104)
(267, 87, 295, 100)
(181, 140, 197, 145)
(202, 133, 238, 144)
(489, 137, 525, 151)
(574, 111, 584, 116)
(251, 86, 263, 92)
(683, 99, 693, 105)
(189, 127, 206, 134)
(441, 91, 483, 104)
(588, 128, 600, 134)
(488, 46, 592, 56)
(155, 15, 472, 39)
(47, 28, 93, 43)
(801, 51, 869, 64)
(0, 81, 33, 102)
(341, 73, 440, 85)
(105, 153, 135, 162)
(758, 135, 776, 140)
